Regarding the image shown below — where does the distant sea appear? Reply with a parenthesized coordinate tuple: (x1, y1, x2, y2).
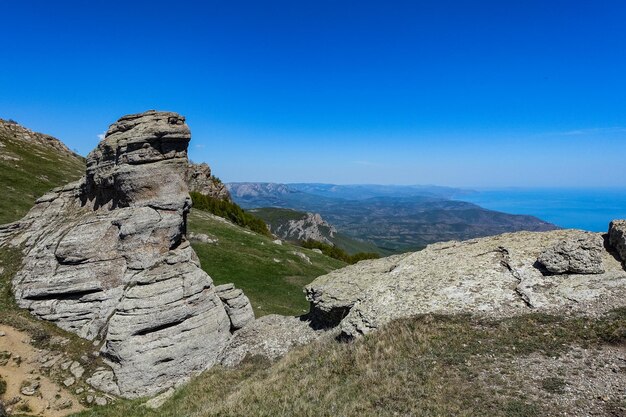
(453, 188, 626, 232)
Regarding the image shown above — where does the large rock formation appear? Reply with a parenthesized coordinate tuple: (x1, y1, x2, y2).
(186, 162, 231, 201)
(306, 229, 626, 338)
(0, 111, 238, 398)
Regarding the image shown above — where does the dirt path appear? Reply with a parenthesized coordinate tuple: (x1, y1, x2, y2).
(0, 324, 84, 416)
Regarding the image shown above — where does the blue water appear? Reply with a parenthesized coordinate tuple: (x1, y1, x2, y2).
(453, 188, 626, 232)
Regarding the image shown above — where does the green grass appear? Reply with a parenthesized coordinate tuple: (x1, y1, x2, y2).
(0, 130, 85, 225)
(188, 210, 346, 316)
(69, 309, 626, 417)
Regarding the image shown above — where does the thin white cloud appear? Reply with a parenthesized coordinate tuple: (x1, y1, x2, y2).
(352, 160, 383, 167)
(97, 132, 106, 140)
(551, 127, 626, 137)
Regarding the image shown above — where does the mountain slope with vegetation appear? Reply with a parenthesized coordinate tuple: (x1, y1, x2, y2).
(250, 207, 382, 255)
(0, 119, 85, 224)
(227, 182, 557, 253)
(188, 209, 345, 317)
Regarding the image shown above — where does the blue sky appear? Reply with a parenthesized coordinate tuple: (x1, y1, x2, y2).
(1, 1, 625, 187)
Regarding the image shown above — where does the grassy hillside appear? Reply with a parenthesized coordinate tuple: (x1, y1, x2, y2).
(71, 309, 626, 417)
(0, 127, 85, 225)
(188, 210, 346, 316)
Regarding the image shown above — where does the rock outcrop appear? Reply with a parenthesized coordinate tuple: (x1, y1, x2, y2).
(262, 210, 337, 245)
(0, 111, 234, 398)
(609, 220, 626, 262)
(218, 315, 322, 367)
(537, 232, 605, 274)
(186, 162, 231, 201)
(215, 284, 255, 330)
(306, 228, 626, 338)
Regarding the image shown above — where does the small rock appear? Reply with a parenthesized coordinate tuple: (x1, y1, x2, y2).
(20, 380, 40, 396)
(75, 388, 84, 394)
(53, 398, 73, 410)
(60, 361, 72, 371)
(311, 248, 323, 254)
(86, 369, 120, 396)
(0, 401, 6, 417)
(63, 377, 75, 387)
(95, 396, 107, 406)
(86, 395, 94, 404)
(143, 388, 175, 409)
(291, 251, 312, 264)
(272, 239, 282, 245)
(0, 331, 5, 337)
(70, 361, 85, 379)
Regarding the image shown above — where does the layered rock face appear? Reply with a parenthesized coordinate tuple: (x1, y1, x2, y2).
(0, 111, 234, 398)
(186, 162, 231, 201)
(306, 228, 626, 338)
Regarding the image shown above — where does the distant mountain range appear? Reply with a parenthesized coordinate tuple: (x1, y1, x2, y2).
(227, 182, 558, 253)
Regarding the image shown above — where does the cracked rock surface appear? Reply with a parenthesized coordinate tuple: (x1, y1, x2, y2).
(0, 111, 231, 398)
(306, 229, 626, 338)
(537, 232, 605, 274)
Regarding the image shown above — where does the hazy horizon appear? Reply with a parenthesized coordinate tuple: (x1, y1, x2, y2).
(1, 1, 625, 187)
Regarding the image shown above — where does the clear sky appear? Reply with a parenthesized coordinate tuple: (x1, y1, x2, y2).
(1, 1, 625, 187)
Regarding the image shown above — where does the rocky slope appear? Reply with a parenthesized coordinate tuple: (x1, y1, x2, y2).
(306, 225, 626, 338)
(250, 207, 381, 254)
(0, 111, 253, 399)
(186, 162, 231, 201)
(0, 118, 78, 157)
(250, 208, 337, 245)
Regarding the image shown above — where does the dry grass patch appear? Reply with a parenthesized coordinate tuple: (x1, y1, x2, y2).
(72, 309, 626, 417)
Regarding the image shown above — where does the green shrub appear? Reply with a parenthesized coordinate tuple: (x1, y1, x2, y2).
(0, 375, 6, 394)
(301, 239, 379, 264)
(190, 192, 271, 237)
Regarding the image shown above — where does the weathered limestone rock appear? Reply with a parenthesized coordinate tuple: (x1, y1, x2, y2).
(0, 111, 232, 398)
(215, 283, 255, 330)
(537, 232, 605, 274)
(186, 162, 231, 201)
(306, 229, 626, 338)
(218, 314, 322, 367)
(609, 220, 626, 262)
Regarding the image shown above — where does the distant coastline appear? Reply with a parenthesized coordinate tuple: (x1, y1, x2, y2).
(453, 187, 626, 232)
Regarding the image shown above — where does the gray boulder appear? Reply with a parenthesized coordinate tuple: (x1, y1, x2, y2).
(215, 283, 255, 330)
(306, 229, 626, 338)
(0, 111, 232, 398)
(537, 233, 605, 274)
(609, 220, 626, 262)
(218, 314, 322, 367)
